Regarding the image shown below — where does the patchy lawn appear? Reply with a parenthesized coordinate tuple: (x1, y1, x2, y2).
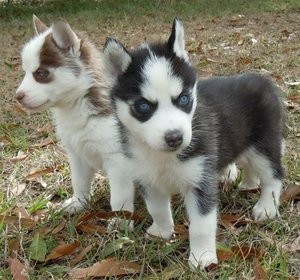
(0, 1, 299, 279)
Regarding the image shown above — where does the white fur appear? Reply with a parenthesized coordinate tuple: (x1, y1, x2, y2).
(16, 23, 135, 218)
(185, 190, 218, 268)
(237, 147, 282, 220)
(172, 19, 189, 62)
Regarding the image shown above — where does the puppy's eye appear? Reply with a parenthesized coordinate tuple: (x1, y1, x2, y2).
(134, 99, 153, 114)
(33, 68, 49, 81)
(177, 94, 190, 106)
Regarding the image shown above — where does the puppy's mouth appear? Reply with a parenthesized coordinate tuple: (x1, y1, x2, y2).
(21, 100, 51, 112)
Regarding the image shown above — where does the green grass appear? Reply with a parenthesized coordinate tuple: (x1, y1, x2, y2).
(0, 0, 299, 24)
(0, 0, 299, 279)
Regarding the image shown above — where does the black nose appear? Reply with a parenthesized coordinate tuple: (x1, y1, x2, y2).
(165, 130, 183, 148)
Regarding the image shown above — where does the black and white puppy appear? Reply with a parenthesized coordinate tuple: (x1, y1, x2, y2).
(103, 18, 284, 268)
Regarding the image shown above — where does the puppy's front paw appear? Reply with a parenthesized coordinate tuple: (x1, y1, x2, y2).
(62, 196, 87, 214)
(146, 223, 173, 240)
(188, 251, 218, 270)
(252, 199, 278, 221)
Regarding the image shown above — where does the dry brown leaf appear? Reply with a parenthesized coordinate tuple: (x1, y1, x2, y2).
(231, 245, 264, 260)
(220, 213, 255, 228)
(45, 241, 81, 262)
(77, 223, 107, 234)
(281, 185, 300, 202)
(25, 167, 55, 181)
(0, 214, 35, 229)
(12, 207, 31, 219)
(8, 239, 20, 258)
(282, 236, 300, 253)
(173, 224, 189, 240)
(10, 183, 26, 197)
(8, 257, 29, 280)
(25, 164, 64, 182)
(51, 219, 67, 234)
(253, 257, 268, 280)
(36, 123, 53, 133)
(30, 137, 55, 148)
(217, 248, 233, 261)
(72, 258, 141, 278)
(70, 244, 95, 266)
(7, 152, 28, 163)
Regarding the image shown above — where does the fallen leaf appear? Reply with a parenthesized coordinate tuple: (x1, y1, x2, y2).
(77, 223, 107, 235)
(7, 151, 28, 163)
(281, 185, 300, 202)
(8, 257, 29, 280)
(70, 244, 95, 266)
(288, 94, 300, 103)
(173, 224, 189, 240)
(282, 236, 300, 253)
(220, 213, 255, 228)
(51, 219, 67, 234)
(36, 122, 53, 133)
(217, 243, 234, 261)
(143, 264, 184, 279)
(46, 241, 81, 262)
(29, 232, 47, 262)
(231, 245, 263, 259)
(102, 237, 134, 258)
(30, 137, 55, 148)
(8, 239, 20, 258)
(72, 258, 141, 278)
(217, 243, 264, 262)
(253, 257, 268, 280)
(0, 214, 35, 229)
(12, 207, 31, 219)
(10, 183, 26, 197)
(25, 167, 56, 181)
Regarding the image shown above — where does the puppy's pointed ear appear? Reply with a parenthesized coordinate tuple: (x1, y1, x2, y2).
(103, 38, 132, 76)
(33, 14, 48, 35)
(52, 20, 81, 54)
(167, 17, 188, 61)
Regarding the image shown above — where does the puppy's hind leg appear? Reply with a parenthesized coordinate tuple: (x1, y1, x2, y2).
(237, 157, 260, 191)
(246, 148, 283, 221)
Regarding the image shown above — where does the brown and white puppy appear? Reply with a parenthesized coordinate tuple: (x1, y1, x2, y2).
(16, 15, 135, 218)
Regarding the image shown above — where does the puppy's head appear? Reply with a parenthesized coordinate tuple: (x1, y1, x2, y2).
(104, 18, 197, 152)
(16, 15, 90, 112)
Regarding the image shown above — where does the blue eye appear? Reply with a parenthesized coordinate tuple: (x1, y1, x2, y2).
(134, 100, 152, 114)
(178, 94, 190, 106)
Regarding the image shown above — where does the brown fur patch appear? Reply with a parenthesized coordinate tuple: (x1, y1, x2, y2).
(39, 34, 81, 76)
(87, 86, 113, 116)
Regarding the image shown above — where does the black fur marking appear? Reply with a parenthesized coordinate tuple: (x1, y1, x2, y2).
(193, 158, 219, 215)
(130, 98, 158, 122)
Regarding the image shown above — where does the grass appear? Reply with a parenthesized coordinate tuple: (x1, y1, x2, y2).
(0, 0, 299, 279)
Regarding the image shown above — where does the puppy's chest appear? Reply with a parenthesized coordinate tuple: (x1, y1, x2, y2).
(55, 114, 120, 165)
(134, 148, 205, 194)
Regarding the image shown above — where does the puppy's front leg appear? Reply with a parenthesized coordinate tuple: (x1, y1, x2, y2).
(143, 187, 174, 240)
(184, 185, 218, 269)
(62, 150, 95, 213)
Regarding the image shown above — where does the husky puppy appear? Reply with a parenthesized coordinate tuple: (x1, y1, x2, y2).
(16, 15, 135, 217)
(103, 19, 284, 268)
